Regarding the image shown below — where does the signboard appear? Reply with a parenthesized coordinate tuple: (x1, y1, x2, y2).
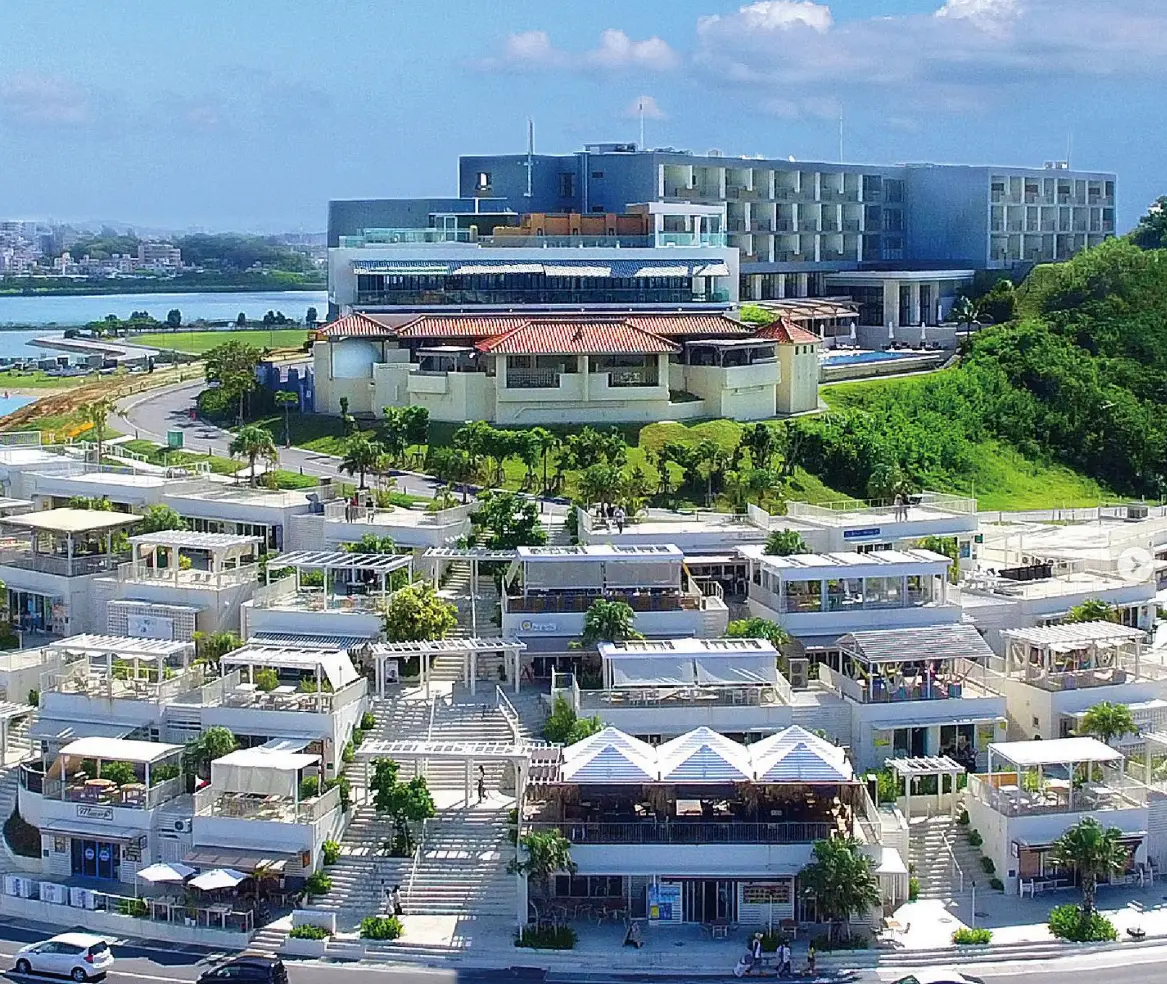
(742, 883, 791, 905)
(128, 614, 175, 640)
(648, 882, 682, 922)
(77, 805, 114, 822)
(519, 620, 558, 634)
(843, 527, 882, 540)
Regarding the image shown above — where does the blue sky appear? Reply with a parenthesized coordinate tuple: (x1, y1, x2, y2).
(1, 0, 1162, 232)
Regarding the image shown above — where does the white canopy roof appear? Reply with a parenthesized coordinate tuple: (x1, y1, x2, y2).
(136, 861, 195, 884)
(58, 737, 181, 764)
(211, 747, 320, 797)
(658, 728, 753, 783)
(45, 634, 193, 661)
(988, 736, 1124, 768)
(1001, 620, 1146, 651)
(561, 728, 659, 784)
(221, 644, 358, 690)
(188, 867, 248, 891)
(130, 530, 263, 550)
(749, 726, 854, 783)
(0, 508, 139, 535)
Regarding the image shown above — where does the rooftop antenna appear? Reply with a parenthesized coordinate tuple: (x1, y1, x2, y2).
(1066, 129, 1073, 170)
(639, 98, 646, 151)
(525, 117, 534, 198)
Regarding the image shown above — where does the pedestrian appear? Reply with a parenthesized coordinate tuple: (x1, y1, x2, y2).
(623, 920, 643, 949)
(477, 764, 486, 802)
(614, 505, 626, 534)
(749, 933, 763, 975)
(804, 943, 815, 976)
(365, 494, 375, 521)
(391, 884, 404, 916)
(778, 940, 792, 977)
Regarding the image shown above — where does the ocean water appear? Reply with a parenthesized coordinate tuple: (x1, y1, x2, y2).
(0, 394, 35, 415)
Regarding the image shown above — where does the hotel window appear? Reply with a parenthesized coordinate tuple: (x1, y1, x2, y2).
(559, 173, 575, 197)
(884, 179, 904, 203)
(475, 172, 491, 190)
(591, 171, 604, 179)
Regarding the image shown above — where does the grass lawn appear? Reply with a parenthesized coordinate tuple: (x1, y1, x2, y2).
(116, 439, 322, 491)
(0, 368, 91, 390)
(134, 328, 312, 355)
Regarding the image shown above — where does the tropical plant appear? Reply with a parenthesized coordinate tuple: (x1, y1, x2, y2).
(273, 390, 299, 448)
(228, 424, 278, 488)
(370, 758, 436, 855)
(1048, 903, 1117, 942)
(1131, 196, 1167, 250)
(797, 837, 881, 942)
(321, 840, 341, 866)
(580, 598, 642, 646)
(739, 422, 775, 468)
(304, 870, 332, 900)
(289, 924, 329, 940)
(1049, 817, 1130, 915)
(508, 828, 576, 903)
(764, 528, 809, 556)
(726, 617, 790, 651)
(1066, 599, 1121, 624)
(251, 667, 278, 692)
(137, 504, 187, 533)
(79, 397, 116, 464)
(182, 726, 238, 778)
(578, 463, 622, 510)
(191, 630, 240, 670)
(360, 915, 403, 940)
(344, 533, 397, 555)
(205, 340, 263, 423)
(382, 582, 457, 642)
(543, 694, 602, 745)
(1078, 701, 1137, 745)
(470, 489, 546, 550)
(338, 433, 385, 490)
(951, 295, 982, 332)
(515, 925, 577, 949)
(952, 927, 992, 945)
(100, 761, 137, 786)
(530, 427, 559, 493)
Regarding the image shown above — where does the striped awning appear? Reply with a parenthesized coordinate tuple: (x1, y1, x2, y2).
(754, 743, 854, 783)
(658, 728, 753, 783)
(562, 744, 658, 784)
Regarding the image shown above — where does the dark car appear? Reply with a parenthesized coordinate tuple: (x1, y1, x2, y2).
(197, 956, 288, 984)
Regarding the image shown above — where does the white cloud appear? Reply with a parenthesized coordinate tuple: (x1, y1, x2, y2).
(699, 1, 832, 36)
(0, 73, 91, 127)
(481, 28, 679, 73)
(623, 95, 668, 120)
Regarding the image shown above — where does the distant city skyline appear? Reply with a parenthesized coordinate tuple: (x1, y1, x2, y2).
(2, 0, 1163, 232)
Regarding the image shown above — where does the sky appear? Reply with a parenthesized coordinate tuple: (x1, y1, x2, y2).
(0, 0, 1163, 233)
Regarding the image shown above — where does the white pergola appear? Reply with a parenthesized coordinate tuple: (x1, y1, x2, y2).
(986, 736, 1125, 813)
(368, 638, 526, 697)
(0, 700, 34, 766)
(128, 530, 262, 584)
(1001, 621, 1146, 686)
(423, 546, 516, 636)
(44, 634, 195, 678)
(264, 549, 413, 609)
(219, 642, 357, 699)
(0, 508, 139, 574)
(355, 737, 531, 805)
(885, 755, 966, 819)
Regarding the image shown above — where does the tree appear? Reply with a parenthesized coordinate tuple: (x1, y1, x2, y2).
(951, 295, 982, 332)
(581, 598, 641, 646)
(739, 422, 775, 469)
(724, 466, 782, 512)
(344, 533, 397, 555)
(578, 463, 622, 510)
(798, 837, 881, 942)
(1131, 196, 1167, 250)
(228, 424, 278, 488)
(182, 726, 238, 778)
(693, 438, 730, 505)
(470, 489, 546, 550)
(1049, 817, 1130, 915)
(205, 340, 263, 423)
(191, 631, 241, 671)
(1078, 701, 1137, 746)
(530, 427, 558, 493)
(338, 434, 385, 490)
(428, 446, 475, 502)
(166, 308, 182, 328)
(382, 582, 457, 642)
(764, 528, 808, 556)
(370, 758, 436, 855)
(235, 312, 247, 327)
(1066, 599, 1120, 624)
(305, 306, 319, 326)
(726, 617, 790, 651)
(543, 694, 602, 745)
(137, 504, 187, 534)
(400, 405, 430, 459)
(273, 391, 299, 448)
(508, 828, 576, 904)
(79, 397, 116, 465)
(978, 278, 1016, 324)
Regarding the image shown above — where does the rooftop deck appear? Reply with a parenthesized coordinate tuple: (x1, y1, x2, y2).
(786, 492, 977, 527)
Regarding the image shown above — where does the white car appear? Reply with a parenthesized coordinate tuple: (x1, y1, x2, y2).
(893, 973, 984, 984)
(13, 932, 114, 981)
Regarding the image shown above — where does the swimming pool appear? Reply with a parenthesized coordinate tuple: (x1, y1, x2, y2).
(822, 350, 929, 366)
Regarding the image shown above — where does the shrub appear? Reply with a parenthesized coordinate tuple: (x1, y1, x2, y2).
(151, 764, 180, 784)
(1048, 904, 1118, 942)
(757, 931, 786, 952)
(809, 933, 870, 952)
(26, 688, 39, 708)
(352, 728, 366, 747)
(323, 775, 351, 811)
(289, 924, 329, 940)
(967, 829, 983, 847)
(299, 776, 320, 799)
(360, 711, 377, 731)
(515, 925, 577, 950)
(953, 927, 992, 945)
(322, 840, 341, 866)
(360, 915, 403, 940)
(305, 871, 332, 898)
(100, 761, 138, 787)
(342, 741, 355, 764)
(956, 808, 969, 826)
(254, 667, 279, 691)
(989, 878, 1004, 891)
(908, 876, 920, 901)
(980, 856, 996, 875)
(119, 898, 148, 917)
(3, 808, 41, 858)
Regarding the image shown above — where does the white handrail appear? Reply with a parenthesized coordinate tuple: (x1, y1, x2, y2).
(405, 817, 427, 916)
(496, 685, 522, 743)
(942, 831, 964, 893)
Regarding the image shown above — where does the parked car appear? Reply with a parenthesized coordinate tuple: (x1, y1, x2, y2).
(13, 932, 114, 981)
(196, 955, 289, 984)
(893, 974, 984, 984)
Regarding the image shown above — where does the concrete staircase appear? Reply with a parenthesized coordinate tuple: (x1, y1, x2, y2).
(247, 922, 291, 955)
(404, 808, 516, 917)
(907, 814, 980, 902)
(424, 698, 520, 792)
(440, 562, 501, 640)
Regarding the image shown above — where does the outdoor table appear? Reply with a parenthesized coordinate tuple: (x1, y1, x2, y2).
(235, 682, 258, 693)
(85, 778, 116, 800)
(120, 782, 147, 806)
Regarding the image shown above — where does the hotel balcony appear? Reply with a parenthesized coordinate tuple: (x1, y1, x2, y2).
(527, 819, 834, 846)
(967, 769, 1145, 819)
(194, 784, 342, 825)
(22, 766, 184, 812)
(0, 549, 125, 577)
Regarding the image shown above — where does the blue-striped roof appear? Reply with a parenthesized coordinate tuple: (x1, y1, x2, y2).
(755, 743, 854, 783)
(661, 744, 752, 782)
(562, 745, 657, 784)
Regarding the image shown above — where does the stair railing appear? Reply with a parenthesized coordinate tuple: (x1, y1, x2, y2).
(496, 685, 522, 743)
(405, 817, 427, 915)
(941, 830, 965, 893)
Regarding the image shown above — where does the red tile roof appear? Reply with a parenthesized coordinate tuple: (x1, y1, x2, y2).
(394, 315, 530, 338)
(476, 320, 681, 356)
(754, 318, 822, 345)
(626, 314, 752, 337)
(316, 313, 397, 339)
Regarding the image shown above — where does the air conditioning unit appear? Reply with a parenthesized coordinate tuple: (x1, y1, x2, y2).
(787, 657, 809, 690)
(1127, 503, 1150, 521)
(40, 882, 68, 905)
(14, 877, 35, 899)
(173, 818, 193, 833)
(69, 887, 96, 910)
(4, 875, 22, 897)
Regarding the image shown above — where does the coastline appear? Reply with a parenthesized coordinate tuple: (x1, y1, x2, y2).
(0, 282, 324, 298)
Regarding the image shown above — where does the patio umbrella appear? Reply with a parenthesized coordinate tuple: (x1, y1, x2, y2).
(848, 321, 856, 343)
(919, 322, 927, 344)
(887, 321, 895, 341)
(137, 862, 195, 884)
(189, 867, 248, 891)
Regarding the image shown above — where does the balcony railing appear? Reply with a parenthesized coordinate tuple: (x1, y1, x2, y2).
(967, 773, 1146, 818)
(217, 677, 367, 715)
(115, 561, 259, 590)
(37, 772, 184, 811)
(44, 663, 205, 702)
(507, 590, 685, 614)
(195, 784, 342, 824)
(530, 820, 835, 845)
(819, 660, 998, 704)
(355, 289, 703, 307)
(506, 369, 561, 390)
(578, 682, 785, 711)
(0, 549, 126, 577)
(608, 367, 660, 388)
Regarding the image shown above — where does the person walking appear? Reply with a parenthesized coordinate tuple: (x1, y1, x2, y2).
(476, 764, 487, 802)
(391, 884, 404, 916)
(778, 940, 792, 978)
(748, 933, 763, 975)
(613, 505, 626, 534)
(804, 942, 815, 976)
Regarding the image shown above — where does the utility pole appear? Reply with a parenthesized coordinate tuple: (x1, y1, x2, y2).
(639, 98, 646, 151)
(524, 117, 534, 198)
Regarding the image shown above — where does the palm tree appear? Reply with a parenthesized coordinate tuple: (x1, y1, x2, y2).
(1049, 817, 1129, 915)
(765, 528, 809, 556)
(530, 427, 558, 494)
(508, 828, 576, 911)
(80, 397, 116, 464)
(578, 463, 621, 510)
(1078, 701, 1137, 746)
(952, 295, 982, 332)
(693, 438, 730, 505)
(1066, 599, 1120, 624)
(581, 598, 642, 646)
(798, 837, 881, 942)
(338, 434, 384, 490)
(273, 391, 299, 448)
(739, 422, 774, 469)
(228, 425, 278, 488)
